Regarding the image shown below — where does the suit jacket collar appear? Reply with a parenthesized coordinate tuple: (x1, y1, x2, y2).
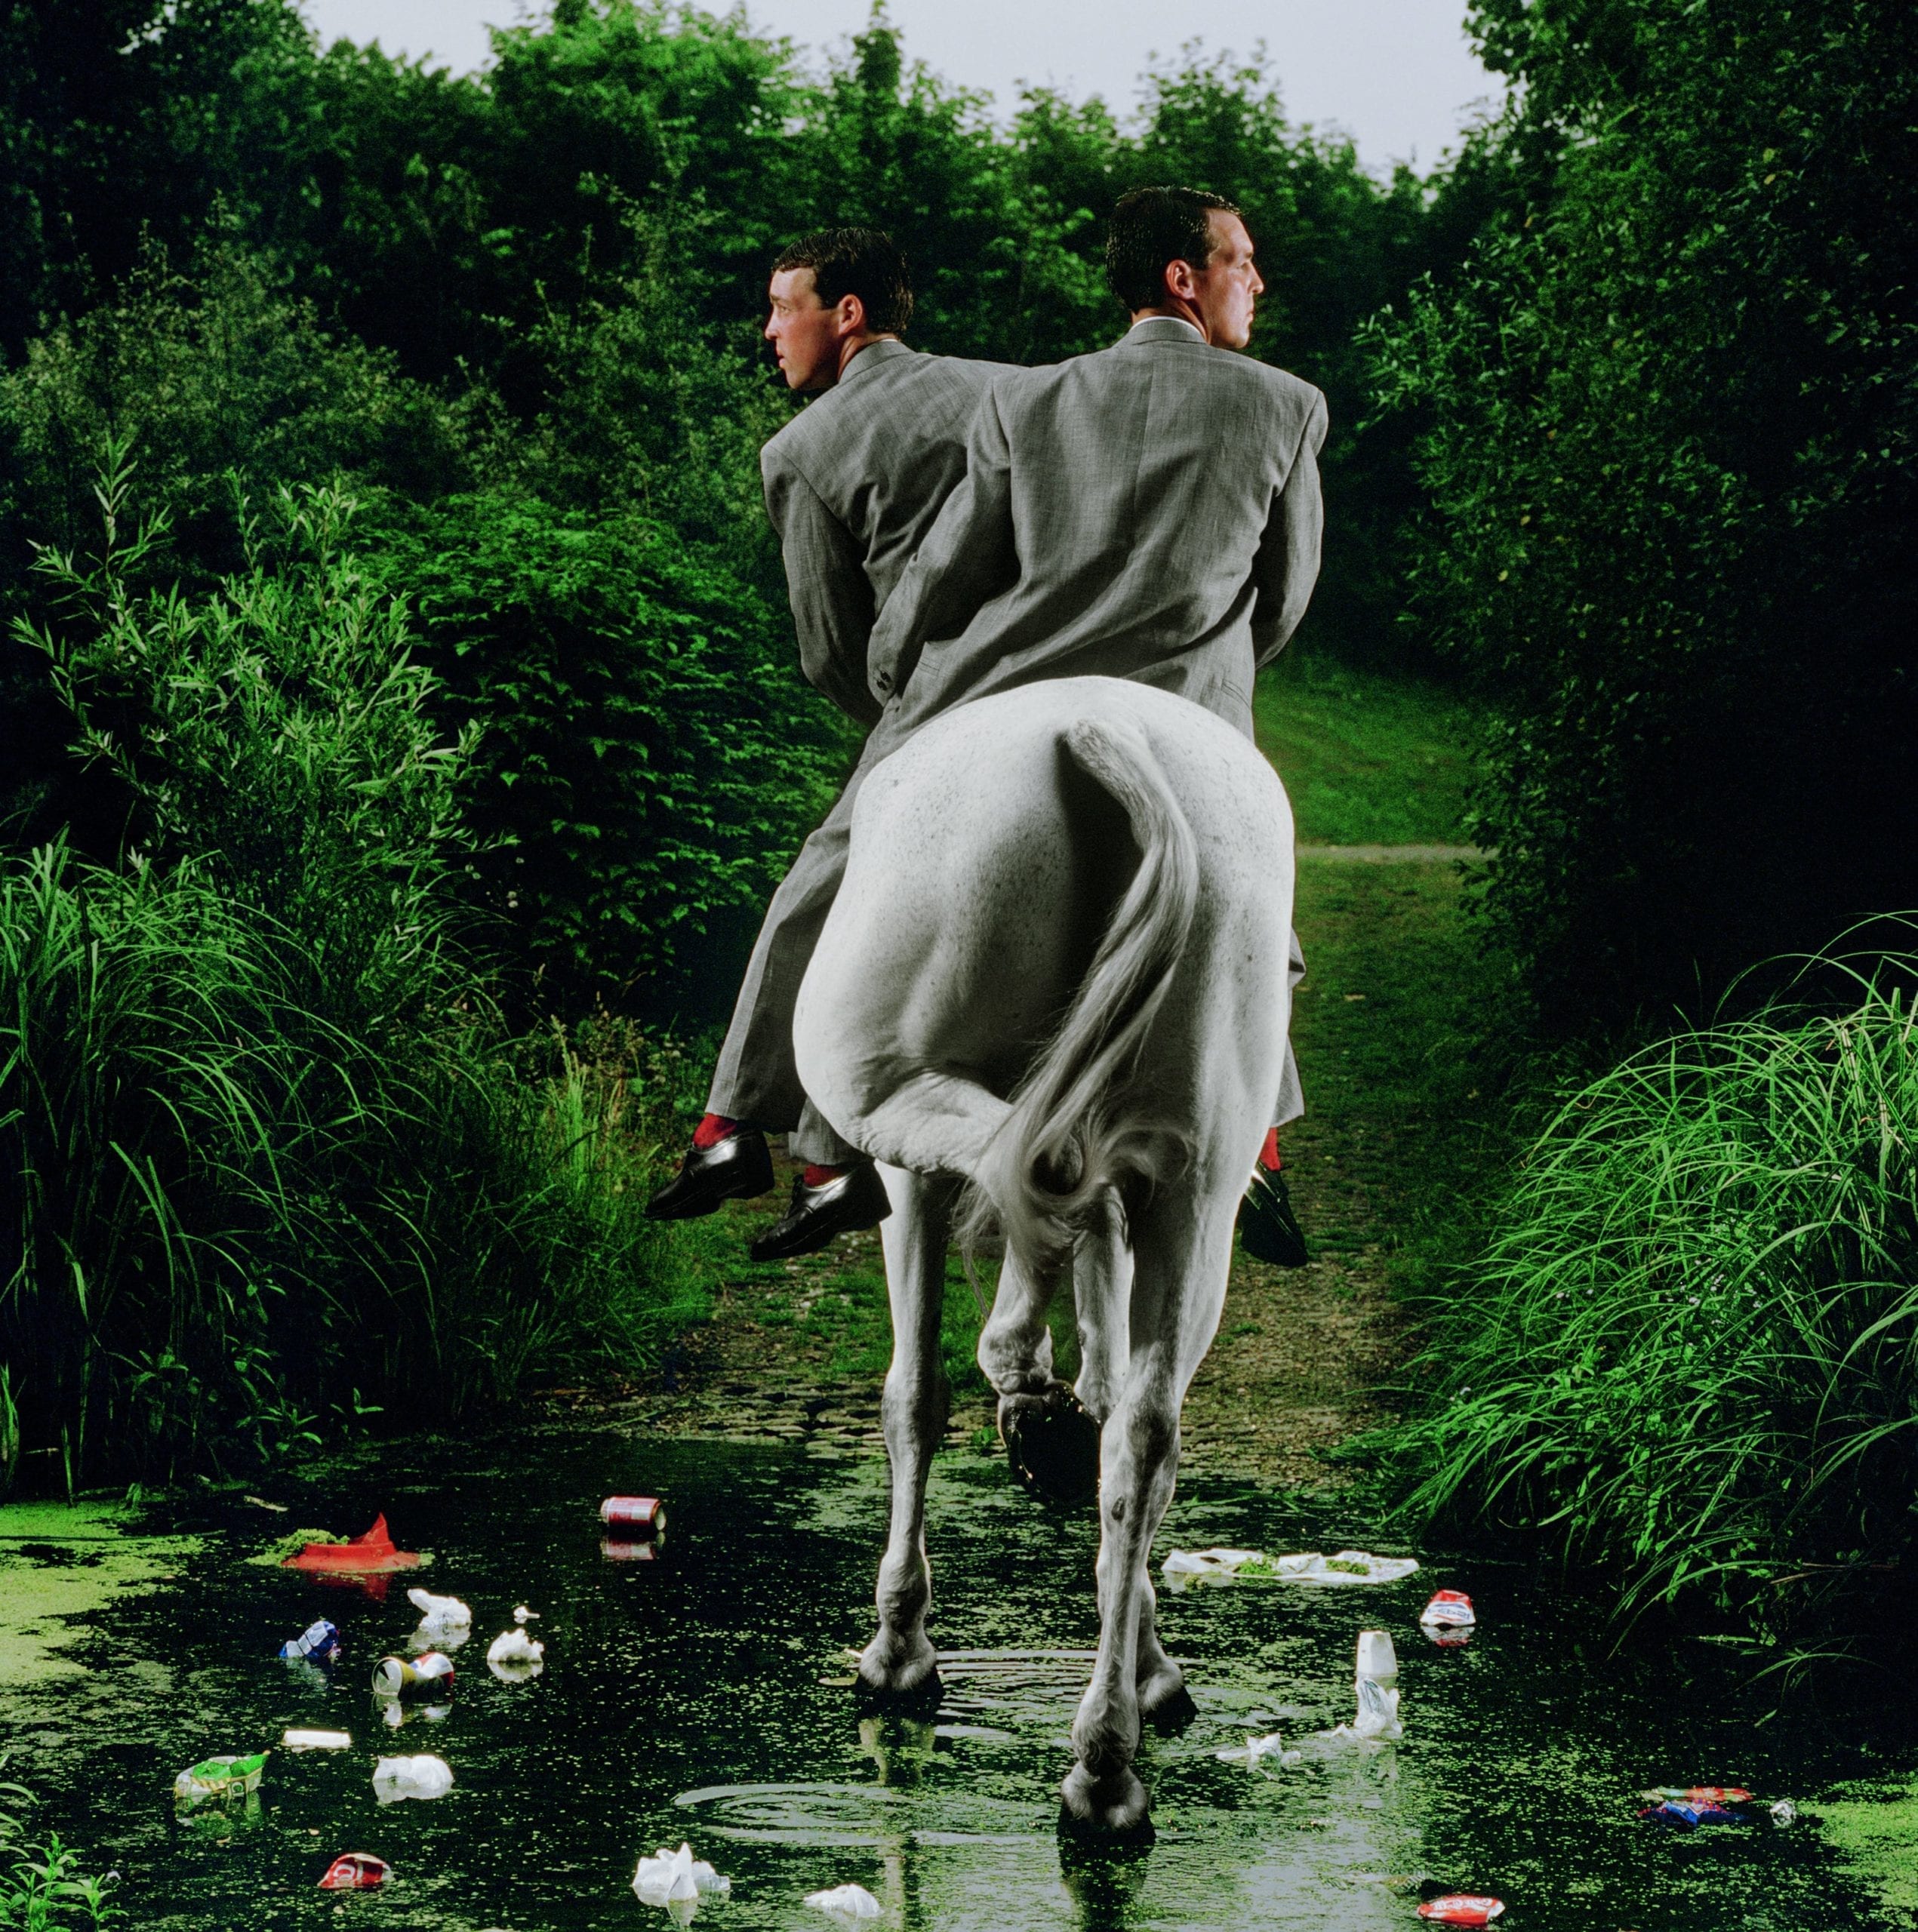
(1122, 315, 1208, 347)
(836, 337, 915, 387)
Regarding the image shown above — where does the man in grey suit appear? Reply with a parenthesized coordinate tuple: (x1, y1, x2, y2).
(646, 228, 999, 1259)
(867, 185, 1325, 1263)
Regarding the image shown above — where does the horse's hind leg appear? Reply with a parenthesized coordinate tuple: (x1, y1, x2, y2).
(1063, 1190, 1235, 1833)
(859, 1164, 955, 1704)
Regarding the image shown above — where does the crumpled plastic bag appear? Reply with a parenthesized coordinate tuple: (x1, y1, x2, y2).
(805, 1883, 882, 1921)
(1162, 1547, 1420, 1589)
(633, 1843, 730, 1908)
(407, 1587, 470, 1629)
(1216, 1730, 1303, 1767)
(1323, 1675, 1403, 1743)
(486, 1627, 545, 1679)
(372, 1754, 453, 1802)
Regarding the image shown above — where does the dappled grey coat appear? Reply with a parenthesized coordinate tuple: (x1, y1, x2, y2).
(867, 315, 1328, 733)
(760, 339, 999, 728)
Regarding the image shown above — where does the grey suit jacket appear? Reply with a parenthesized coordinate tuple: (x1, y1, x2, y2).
(867, 318, 1328, 734)
(761, 340, 1001, 728)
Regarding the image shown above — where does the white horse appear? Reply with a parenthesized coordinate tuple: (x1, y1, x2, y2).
(793, 675, 1295, 1835)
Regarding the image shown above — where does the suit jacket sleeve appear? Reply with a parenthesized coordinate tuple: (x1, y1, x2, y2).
(1250, 386, 1330, 669)
(762, 447, 884, 728)
(866, 385, 1017, 705)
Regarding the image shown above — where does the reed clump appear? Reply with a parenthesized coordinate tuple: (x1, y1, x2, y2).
(1, 464, 702, 1489)
(1387, 952, 1918, 1628)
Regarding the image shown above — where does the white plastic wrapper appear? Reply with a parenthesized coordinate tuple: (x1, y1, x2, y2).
(485, 1628, 546, 1679)
(805, 1883, 882, 1921)
(1215, 1730, 1303, 1767)
(406, 1587, 471, 1628)
(1162, 1547, 1420, 1589)
(372, 1754, 454, 1801)
(632, 1843, 730, 1907)
(1323, 1675, 1404, 1743)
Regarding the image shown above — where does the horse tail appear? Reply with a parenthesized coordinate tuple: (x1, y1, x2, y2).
(962, 712, 1200, 1276)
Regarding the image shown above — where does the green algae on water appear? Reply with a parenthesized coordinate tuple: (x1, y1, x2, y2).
(0, 1499, 202, 1688)
(1820, 1780, 1918, 1912)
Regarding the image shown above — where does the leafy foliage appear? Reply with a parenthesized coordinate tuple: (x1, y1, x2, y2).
(2, 483, 709, 1483)
(365, 488, 848, 1022)
(1370, 0, 1918, 1033)
(1385, 950, 1918, 1629)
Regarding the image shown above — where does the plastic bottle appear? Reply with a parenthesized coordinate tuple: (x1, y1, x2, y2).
(279, 1618, 340, 1662)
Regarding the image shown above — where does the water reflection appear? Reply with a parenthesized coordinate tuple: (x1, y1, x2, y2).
(0, 1429, 1901, 1929)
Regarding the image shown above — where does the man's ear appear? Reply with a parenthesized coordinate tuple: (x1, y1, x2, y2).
(837, 292, 870, 336)
(1162, 257, 1199, 303)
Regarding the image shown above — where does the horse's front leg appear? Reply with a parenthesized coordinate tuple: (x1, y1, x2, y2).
(1063, 1195, 1232, 1833)
(858, 1164, 954, 1703)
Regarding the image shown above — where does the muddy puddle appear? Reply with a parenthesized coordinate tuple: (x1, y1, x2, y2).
(0, 1425, 1907, 1928)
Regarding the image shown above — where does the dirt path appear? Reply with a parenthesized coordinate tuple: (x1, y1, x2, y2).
(556, 845, 1496, 1491)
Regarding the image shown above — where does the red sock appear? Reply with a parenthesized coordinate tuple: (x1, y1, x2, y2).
(693, 1112, 738, 1150)
(802, 1163, 849, 1187)
(1258, 1128, 1282, 1174)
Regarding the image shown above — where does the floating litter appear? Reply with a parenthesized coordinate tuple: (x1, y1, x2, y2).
(318, 1852, 389, 1890)
(371, 1651, 454, 1698)
(805, 1883, 882, 1921)
(601, 1495, 667, 1535)
(406, 1587, 470, 1629)
(1417, 1898, 1504, 1926)
(631, 1842, 729, 1906)
(1420, 1589, 1477, 1630)
(282, 1729, 351, 1752)
(283, 1513, 423, 1574)
(1162, 1547, 1419, 1589)
(1770, 1798, 1798, 1825)
(1216, 1730, 1302, 1767)
(487, 1628, 546, 1679)
(173, 1752, 268, 1805)
(278, 1617, 340, 1661)
(513, 1604, 539, 1623)
(373, 1755, 454, 1802)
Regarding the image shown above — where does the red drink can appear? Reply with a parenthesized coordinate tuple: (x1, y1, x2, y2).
(319, 1852, 390, 1890)
(599, 1495, 667, 1535)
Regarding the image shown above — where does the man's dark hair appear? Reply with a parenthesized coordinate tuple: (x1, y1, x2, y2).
(1105, 186, 1241, 312)
(771, 227, 913, 335)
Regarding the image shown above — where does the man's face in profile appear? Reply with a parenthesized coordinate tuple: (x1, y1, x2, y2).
(765, 267, 847, 392)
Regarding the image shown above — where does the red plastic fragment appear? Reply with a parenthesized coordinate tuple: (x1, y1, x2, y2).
(319, 1852, 390, 1890)
(284, 1513, 423, 1574)
(1418, 1899, 1505, 1927)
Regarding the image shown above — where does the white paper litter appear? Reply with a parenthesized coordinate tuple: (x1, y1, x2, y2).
(1770, 1798, 1798, 1825)
(1215, 1730, 1303, 1767)
(281, 1728, 351, 1751)
(805, 1884, 882, 1921)
(513, 1604, 539, 1623)
(486, 1626, 546, 1671)
(372, 1754, 454, 1801)
(1162, 1547, 1419, 1589)
(632, 1843, 731, 1907)
(406, 1587, 471, 1628)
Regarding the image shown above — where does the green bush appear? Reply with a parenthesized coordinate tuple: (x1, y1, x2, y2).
(1369, 0, 1918, 1034)
(363, 488, 849, 1024)
(1384, 950, 1918, 1629)
(1, 482, 707, 1484)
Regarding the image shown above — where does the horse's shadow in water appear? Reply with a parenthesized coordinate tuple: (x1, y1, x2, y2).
(796, 676, 1295, 1838)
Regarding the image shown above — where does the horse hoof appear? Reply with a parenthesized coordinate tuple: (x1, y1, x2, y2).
(1000, 1384, 1100, 1509)
(854, 1634, 943, 1713)
(1138, 1678, 1196, 1732)
(1058, 1761, 1153, 1838)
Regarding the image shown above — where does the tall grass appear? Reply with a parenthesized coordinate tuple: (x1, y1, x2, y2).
(1384, 951, 1918, 1628)
(0, 1764, 115, 1927)
(1, 464, 703, 1487)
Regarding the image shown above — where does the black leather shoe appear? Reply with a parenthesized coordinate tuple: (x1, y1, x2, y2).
(1239, 1168, 1309, 1268)
(645, 1128, 774, 1220)
(748, 1161, 891, 1261)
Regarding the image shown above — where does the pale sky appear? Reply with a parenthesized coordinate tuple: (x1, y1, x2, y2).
(298, 1, 1501, 174)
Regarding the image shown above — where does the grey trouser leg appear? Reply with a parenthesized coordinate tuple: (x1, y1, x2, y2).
(706, 730, 900, 1164)
(1274, 928, 1306, 1130)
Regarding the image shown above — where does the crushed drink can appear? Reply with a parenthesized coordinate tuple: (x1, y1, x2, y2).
(1418, 1899, 1504, 1926)
(371, 1651, 454, 1698)
(1419, 1589, 1477, 1628)
(279, 1617, 340, 1661)
(319, 1851, 390, 1890)
(599, 1495, 667, 1536)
